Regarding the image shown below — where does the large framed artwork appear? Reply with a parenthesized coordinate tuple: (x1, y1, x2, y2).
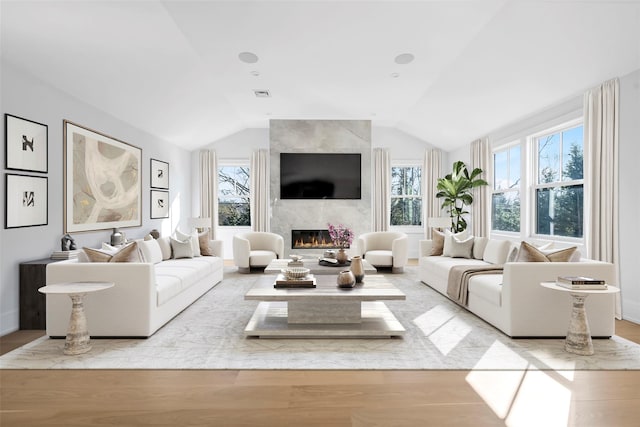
(5, 114, 48, 173)
(5, 173, 48, 229)
(150, 158, 169, 189)
(150, 190, 169, 219)
(63, 120, 142, 233)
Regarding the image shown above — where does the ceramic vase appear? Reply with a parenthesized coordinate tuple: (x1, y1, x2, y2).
(336, 248, 348, 264)
(337, 270, 356, 288)
(350, 256, 364, 283)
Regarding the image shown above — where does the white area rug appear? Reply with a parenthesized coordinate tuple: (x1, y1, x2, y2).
(2, 267, 639, 370)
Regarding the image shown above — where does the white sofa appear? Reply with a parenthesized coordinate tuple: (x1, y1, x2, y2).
(356, 231, 409, 273)
(233, 231, 284, 273)
(419, 239, 617, 338)
(45, 239, 224, 338)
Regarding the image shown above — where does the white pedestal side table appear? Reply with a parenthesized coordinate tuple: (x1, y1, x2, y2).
(39, 281, 114, 355)
(540, 282, 619, 356)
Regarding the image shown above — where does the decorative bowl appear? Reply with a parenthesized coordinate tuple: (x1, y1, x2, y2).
(282, 267, 310, 280)
(289, 254, 303, 262)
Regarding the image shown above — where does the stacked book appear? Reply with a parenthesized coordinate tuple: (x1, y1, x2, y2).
(51, 250, 82, 260)
(274, 274, 316, 288)
(556, 276, 607, 290)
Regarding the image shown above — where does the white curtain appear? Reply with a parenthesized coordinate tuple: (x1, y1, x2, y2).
(199, 149, 218, 239)
(423, 148, 442, 238)
(250, 149, 270, 232)
(584, 78, 620, 318)
(470, 138, 490, 237)
(373, 148, 390, 231)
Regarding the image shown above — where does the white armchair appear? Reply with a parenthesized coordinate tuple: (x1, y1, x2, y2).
(356, 231, 408, 273)
(233, 231, 285, 273)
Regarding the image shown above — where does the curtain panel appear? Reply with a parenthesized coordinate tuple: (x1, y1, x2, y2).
(470, 138, 490, 237)
(199, 149, 218, 239)
(423, 148, 442, 239)
(373, 148, 390, 231)
(250, 149, 270, 232)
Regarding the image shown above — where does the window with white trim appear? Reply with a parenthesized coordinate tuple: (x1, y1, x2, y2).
(492, 144, 521, 232)
(533, 124, 584, 238)
(218, 164, 251, 227)
(391, 164, 422, 226)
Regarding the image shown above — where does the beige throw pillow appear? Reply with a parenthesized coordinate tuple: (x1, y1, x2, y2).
(198, 231, 214, 256)
(449, 235, 475, 258)
(83, 242, 141, 263)
(515, 241, 577, 262)
(170, 237, 193, 259)
(430, 230, 445, 256)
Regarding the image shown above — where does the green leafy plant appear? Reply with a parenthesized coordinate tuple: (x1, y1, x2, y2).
(436, 161, 489, 232)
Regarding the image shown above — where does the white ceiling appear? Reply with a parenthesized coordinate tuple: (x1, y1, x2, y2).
(2, 0, 639, 151)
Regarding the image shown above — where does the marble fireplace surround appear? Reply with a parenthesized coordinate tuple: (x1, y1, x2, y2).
(270, 120, 372, 255)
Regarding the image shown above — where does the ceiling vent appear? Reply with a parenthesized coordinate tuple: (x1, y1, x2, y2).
(254, 90, 271, 98)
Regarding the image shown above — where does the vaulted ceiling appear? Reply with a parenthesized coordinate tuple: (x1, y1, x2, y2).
(2, 1, 639, 151)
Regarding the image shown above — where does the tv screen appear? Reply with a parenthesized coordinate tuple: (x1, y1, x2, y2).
(280, 153, 361, 199)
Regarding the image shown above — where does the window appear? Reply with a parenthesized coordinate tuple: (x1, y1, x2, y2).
(218, 165, 250, 226)
(492, 144, 521, 232)
(391, 165, 422, 226)
(534, 124, 584, 238)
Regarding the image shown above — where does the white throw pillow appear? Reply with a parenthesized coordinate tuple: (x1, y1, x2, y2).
(175, 229, 201, 257)
(139, 239, 163, 264)
(473, 237, 489, 260)
(442, 229, 469, 257)
(157, 236, 172, 260)
(170, 237, 193, 259)
(482, 240, 512, 264)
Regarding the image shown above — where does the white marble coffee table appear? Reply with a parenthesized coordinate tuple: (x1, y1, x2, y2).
(264, 257, 377, 275)
(244, 274, 405, 338)
(39, 281, 114, 355)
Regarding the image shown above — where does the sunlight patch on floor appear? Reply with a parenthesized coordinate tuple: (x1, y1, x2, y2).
(413, 305, 471, 356)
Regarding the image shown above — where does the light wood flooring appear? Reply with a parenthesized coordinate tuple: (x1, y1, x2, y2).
(2, 261, 640, 426)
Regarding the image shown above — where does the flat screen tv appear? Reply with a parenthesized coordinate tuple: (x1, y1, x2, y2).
(280, 153, 361, 199)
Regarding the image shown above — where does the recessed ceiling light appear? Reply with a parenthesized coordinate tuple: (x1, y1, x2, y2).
(390, 72, 399, 78)
(239, 52, 259, 64)
(250, 70, 260, 77)
(254, 89, 270, 98)
(394, 53, 415, 65)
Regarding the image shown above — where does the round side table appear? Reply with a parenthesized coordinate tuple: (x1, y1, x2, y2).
(39, 282, 114, 355)
(540, 282, 619, 356)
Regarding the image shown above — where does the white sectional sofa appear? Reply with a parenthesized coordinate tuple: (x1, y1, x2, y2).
(45, 238, 224, 338)
(419, 238, 617, 338)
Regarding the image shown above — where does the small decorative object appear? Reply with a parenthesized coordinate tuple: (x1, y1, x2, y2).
(350, 255, 365, 283)
(337, 270, 356, 288)
(5, 114, 48, 173)
(60, 233, 77, 251)
(151, 190, 170, 219)
(323, 249, 336, 259)
(328, 223, 353, 264)
(288, 254, 303, 266)
(150, 158, 169, 189)
(5, 174, 48, 229)
(282, 267, 310, 280)
(110, 228, 124, 246)
(149, 229, 160, 239)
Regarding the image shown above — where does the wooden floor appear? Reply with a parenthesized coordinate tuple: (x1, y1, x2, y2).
(2, 320, 639, 426)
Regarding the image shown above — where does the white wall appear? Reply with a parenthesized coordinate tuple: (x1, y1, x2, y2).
(0, 61, 193, 335)
(618, 69, 640, 323)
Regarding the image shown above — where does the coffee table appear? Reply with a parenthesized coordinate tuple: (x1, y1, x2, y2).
(244, 274, 405, 338)
(264, 257, 377, 275)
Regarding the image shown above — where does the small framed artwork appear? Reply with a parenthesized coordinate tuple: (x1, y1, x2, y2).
(5, 173, 48, 229)
(63, 120, 142, 233)
(5, 114, 48, 173)
(150, 158, 169, 189)
(150, 190, 169, 219)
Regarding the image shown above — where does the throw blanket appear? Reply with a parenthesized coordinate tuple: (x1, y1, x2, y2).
(447, 265, 504, 306)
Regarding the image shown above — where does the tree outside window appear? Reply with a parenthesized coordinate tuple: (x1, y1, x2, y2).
(535, 125, 584, 238)
(391, 166, 422, 226)
(218, 165, 250, 226)
(492, 144, 521, 232)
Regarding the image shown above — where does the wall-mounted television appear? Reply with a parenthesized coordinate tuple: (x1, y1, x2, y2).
(280, 153, 361, 199)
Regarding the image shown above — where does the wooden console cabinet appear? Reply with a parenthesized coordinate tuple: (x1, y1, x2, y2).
(19, 258, 61, 330)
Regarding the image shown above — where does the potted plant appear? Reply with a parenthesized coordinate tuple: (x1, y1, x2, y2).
(436, 161, 488, 232)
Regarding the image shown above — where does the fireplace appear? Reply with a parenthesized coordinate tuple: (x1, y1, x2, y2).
(291, 229, 347, 250)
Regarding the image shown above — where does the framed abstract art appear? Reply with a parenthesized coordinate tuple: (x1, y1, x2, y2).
(5, 114, 48, 173)
(150, 158, 169, 189)
(150, 190, 169, 219)
(63, 120, 142, 232)
(5, 173, 48, 228)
